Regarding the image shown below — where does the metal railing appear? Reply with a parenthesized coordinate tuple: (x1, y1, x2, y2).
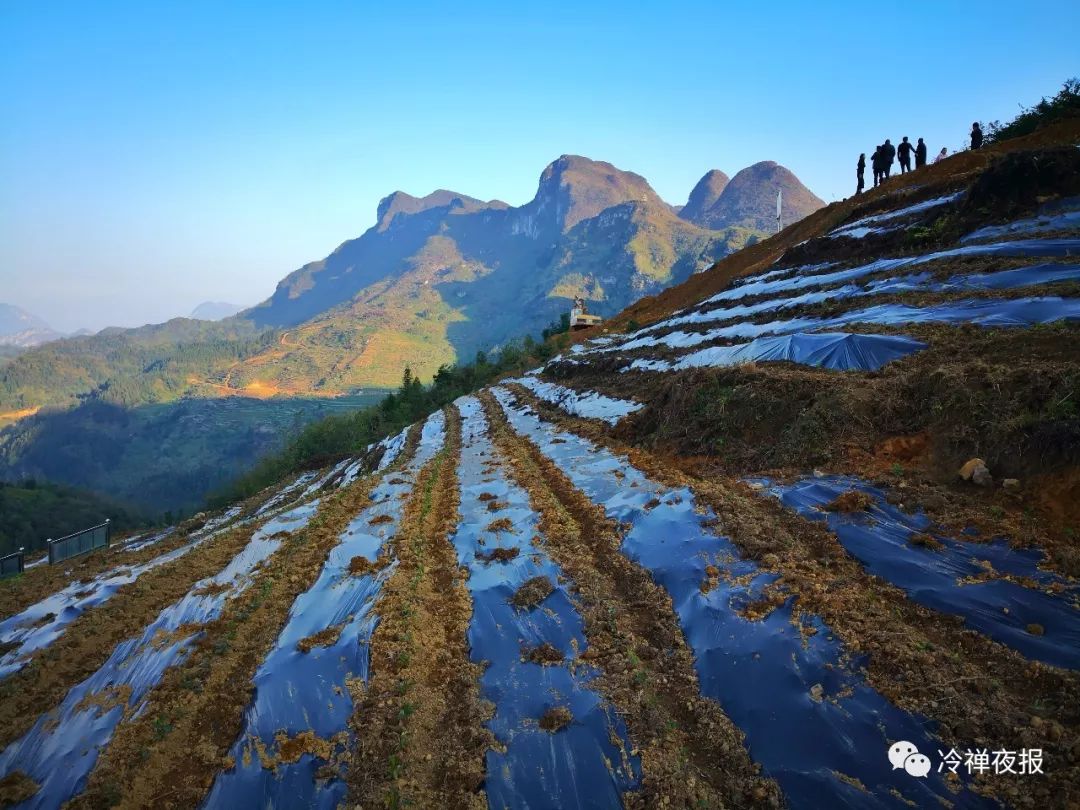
(48, 520, 111, 565)
(0, 548, 24, 578)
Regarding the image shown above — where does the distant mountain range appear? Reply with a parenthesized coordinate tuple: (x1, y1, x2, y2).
(0, 303, 62, 348)
(235, 155, 822, 392)
(191, 301, 246, 321)
(2, 154, 823, 415)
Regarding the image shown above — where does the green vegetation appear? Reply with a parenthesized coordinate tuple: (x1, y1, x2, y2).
(0, 318, 277, 415)
(0, 393, 387, 516)
(214, 335, 561, 505)
(0, 479, 145, 556)
(986, 78, 1080, 144)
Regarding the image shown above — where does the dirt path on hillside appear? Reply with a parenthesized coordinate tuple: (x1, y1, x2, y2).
(506, 382, 1080, 808)
(347, 407, 492, 809)
(479, 390, 782, 808)
(69, 467, 392, 809)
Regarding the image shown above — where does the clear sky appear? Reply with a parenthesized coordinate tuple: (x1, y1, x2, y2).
(2, 1, 1077, 333)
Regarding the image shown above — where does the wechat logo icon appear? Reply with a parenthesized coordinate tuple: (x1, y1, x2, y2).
(888, 741, 931, 778)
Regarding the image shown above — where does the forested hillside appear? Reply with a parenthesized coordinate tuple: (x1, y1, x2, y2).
(0, 480, 144, 556)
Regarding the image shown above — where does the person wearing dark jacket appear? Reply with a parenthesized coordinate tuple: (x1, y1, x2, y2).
(871, 145, 882, 187)
(897, 136, 915, 174)
(915, 137, 928, 168)
(882, 139, 896, 179)
(971, 122, 984, 149)
(856, 153, 866, 195)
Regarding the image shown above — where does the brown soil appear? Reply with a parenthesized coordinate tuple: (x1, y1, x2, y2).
(825, 490, 876, 513)
(347, 550, 391, 577)
(485, 517, 515, 534)
(509, 576, 554, 610)
(909, 532, 944, 551)
(297, 624, 344, 654)
(0, 529, 192, 624)
(370, 514, 394, 525)
(69, 472, 385, 810)
(476, 547, 519, 564)
(504, 384, 1080, 808)
(480, 390, 782, 809)
(554, 323, 1080, 575)
(0, 479, 300, 627)
(0, 519, 265, 752)
(522, 642, 565, 665)
(538, 706, 573, 733)
(0, 771, 39, 805)
(347, 407, 491, 809)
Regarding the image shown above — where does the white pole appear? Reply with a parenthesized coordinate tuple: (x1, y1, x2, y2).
(776, 189, 783, 234)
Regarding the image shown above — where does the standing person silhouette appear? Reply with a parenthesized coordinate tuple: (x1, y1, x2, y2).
(914, 137, 928, 168)
(882, 139, 896, 179)
(856, 153, 866, 195)
(871, 145, 883, 187)
(971, 122, 984, 149)
(897, 137, 914, 174)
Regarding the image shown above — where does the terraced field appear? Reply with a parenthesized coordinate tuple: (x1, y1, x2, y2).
(1, 132, 1078, 809)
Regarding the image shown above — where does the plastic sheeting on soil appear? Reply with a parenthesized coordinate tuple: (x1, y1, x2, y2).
(511, 376, 643, 425)
(607, 291, 1080, 360)
(753, 475, 1080, 670)
(451, 396, 640, 807)
(599, 264, 1080, 355)
(625, 332, 927, 374)
(1, 543, 194, 680)
(690, 235, 1080, 310)
(961, 196, 1080, 243)
(0, 500, 321, 810)
(826, 192, 964, 239)
(301, 458, 354, 498)
(121, 527, 177, 553)
(0, 507, 249, 679)
(255, 471, 319, 516)
(375, 425, 410, 471)
(202, 411, 446, 808)
(491, 387, 994, 809)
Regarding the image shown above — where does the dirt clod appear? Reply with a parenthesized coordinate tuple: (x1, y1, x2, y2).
(909, 532, 944, 551)
(297, 625, 344, 654)
(485, 518, 515, 534)
(522, 642, 565, 665)
(476, 547, 519, 564)
(825, 490, 875, 513)
(510, 576, 555, 610)
(538, 706, 573, 733)
(0, 771, 39, 804)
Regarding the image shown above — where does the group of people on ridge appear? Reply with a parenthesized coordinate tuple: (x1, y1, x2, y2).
(854, 122, 983, 195)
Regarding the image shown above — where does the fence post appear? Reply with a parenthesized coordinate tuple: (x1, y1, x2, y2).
(18, 547, 24, 575)
(47, 538, 54, 566)
(105, 518, 112, 549)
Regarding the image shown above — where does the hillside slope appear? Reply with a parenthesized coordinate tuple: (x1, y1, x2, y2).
(0, 122, 1078, 810)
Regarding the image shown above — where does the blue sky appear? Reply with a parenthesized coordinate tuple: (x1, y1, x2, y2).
(2, 1, 1077, 332)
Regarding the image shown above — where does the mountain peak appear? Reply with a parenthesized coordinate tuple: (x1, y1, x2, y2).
(679, 170, 731, 224)
(680, 161, 823, 231)
(524, 155, 663, 233)
(375, 189, 504, 231)
(0, 303, 61, 348)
